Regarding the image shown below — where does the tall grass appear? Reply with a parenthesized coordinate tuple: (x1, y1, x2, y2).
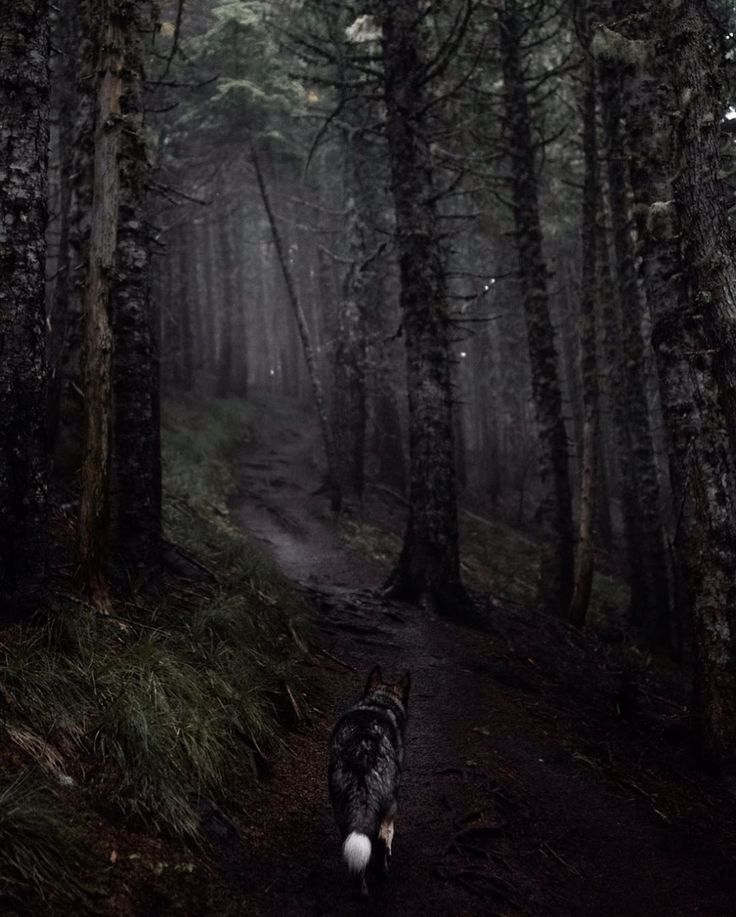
(0, 773, 85, 894)
(0, 396, 310, 893)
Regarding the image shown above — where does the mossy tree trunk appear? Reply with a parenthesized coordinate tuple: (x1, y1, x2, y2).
(0, 0, 51, 616)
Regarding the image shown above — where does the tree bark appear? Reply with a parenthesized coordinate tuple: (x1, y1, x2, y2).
(499, 0, 575, 616)
(112, 0, 162, 578)
(570, 26, 600, 627)
(47, 1, 80, 449)
(0, 0, 51, 615)
(599, 57, 672, 649)
(660, 0, 736, 774)
(333, 138, 370, 504)
(216, 210, 236, 398)
(52, 2, 96, 473)
(78, 0, 126, 604)
(370, 0, 465, 611)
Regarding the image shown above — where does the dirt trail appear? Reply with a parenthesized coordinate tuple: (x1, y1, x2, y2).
(229, 397, 736, 917)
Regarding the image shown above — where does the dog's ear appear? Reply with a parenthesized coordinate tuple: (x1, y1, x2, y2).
(399, 670, 411, 705)
(365, 664, 383, 694)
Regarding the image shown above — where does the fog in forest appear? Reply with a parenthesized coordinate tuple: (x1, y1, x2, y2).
(2, 0, 736, 914)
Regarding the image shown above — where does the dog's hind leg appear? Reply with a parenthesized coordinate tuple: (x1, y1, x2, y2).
(378, 817, 395, 874)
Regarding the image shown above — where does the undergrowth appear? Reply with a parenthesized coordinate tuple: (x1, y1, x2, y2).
(0, 773, 86, 895)
(0, 396, 309, 896)
(459, 514, 628, 622)
(341, 507, 628, 623)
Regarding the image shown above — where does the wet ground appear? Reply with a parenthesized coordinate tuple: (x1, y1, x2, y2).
(226, 397, 736, 917)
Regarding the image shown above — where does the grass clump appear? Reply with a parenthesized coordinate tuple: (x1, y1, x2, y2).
(93, 634, 231, 835)
(0, 395, 310, 859)
(0, 773, 85, 895)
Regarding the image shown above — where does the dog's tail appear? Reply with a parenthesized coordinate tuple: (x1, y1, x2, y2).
(343, 831, 371, 874)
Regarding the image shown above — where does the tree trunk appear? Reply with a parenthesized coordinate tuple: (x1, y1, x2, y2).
(0, 0, 51, 616)
(78, 0, 126, 604)
(499, 0, 574, 616)
(596, 196, 648, 620)
(47, 0, 80, 449)
(252, 147, 342, 511)
(230, 203, 249, 398)
(197, 217, 218, 384)
(600, 58, 672, 649)
(570, 28, 600, 627)
(112, 0, 162, 578)
(216, 210, 236, 398)
(333, 138, 370, 505)
(52, 4, 96, 473)
(177, 225, 195, 393)
(661, 0, 736, 775)
(370, 0, 465, 611)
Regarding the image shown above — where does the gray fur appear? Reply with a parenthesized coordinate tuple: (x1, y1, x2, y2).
(328, 678, 409, 860)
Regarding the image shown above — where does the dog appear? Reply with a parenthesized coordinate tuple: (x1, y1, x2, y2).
(328, 664, 410, 896)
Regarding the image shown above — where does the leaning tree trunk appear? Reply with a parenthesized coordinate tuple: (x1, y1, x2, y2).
(252, 146, 342, 511)
(78, 0, 126, 605)
(0, 0, 51, 616)
(369, 0, 465, 611)
(112, 0, 162, 579)
(499, 0, 575, 616)
(599, 58, 672, 650)
(659, 0, 736, 775)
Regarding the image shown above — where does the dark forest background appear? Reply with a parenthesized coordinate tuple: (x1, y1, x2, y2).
(2, 0, 736, 913)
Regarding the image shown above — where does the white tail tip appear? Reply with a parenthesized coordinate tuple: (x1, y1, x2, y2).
(343, 831, 371, 874)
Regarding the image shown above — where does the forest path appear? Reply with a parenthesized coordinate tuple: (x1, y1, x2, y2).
(228, 396, 736, 917)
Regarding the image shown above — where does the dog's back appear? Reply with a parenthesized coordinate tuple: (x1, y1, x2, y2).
(328, 666, 410, 893)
